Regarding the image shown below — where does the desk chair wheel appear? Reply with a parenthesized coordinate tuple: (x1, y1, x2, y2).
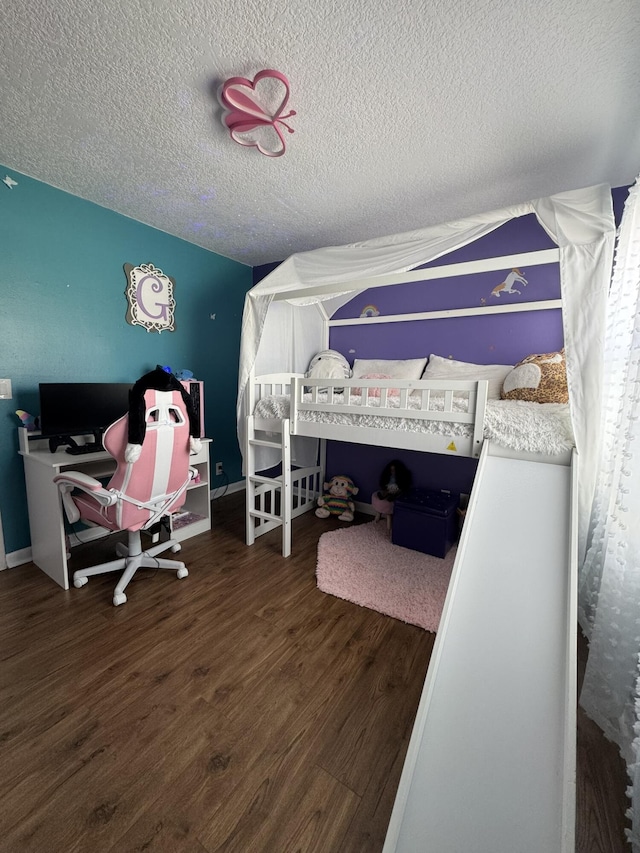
(171, 543, 182, 554)
(74, 576, 88, 588)
(177, 567, 188, 579)
(113, 592, 127, 606)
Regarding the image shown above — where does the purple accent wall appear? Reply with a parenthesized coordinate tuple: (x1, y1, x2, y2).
(331, 310, 562, 367)
(331, 215, 562, 368)
(253, 260, 280, 285)
(420, 212, 556, 264)
(612, 185, 629, 224)
(326, 446, 478, 514)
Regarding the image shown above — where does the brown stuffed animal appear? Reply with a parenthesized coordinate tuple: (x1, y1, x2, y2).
(501, 349, 568, 404)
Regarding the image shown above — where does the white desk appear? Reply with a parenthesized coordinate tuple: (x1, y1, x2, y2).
(19, 430, 211, 590)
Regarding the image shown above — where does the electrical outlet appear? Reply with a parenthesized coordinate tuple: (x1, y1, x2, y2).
(215, 462, 223, 476)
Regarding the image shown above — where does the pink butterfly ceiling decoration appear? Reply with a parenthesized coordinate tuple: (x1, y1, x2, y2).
(219, 69, 296, 158)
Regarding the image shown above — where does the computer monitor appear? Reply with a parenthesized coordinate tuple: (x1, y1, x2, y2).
(38, 383, 132, 443)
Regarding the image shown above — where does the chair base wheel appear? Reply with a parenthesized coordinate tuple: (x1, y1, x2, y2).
(113, 592, 127, 606)
(177, 567, 188, 579)
(170, 543, 182, 554)
(74, 576, 88, 588)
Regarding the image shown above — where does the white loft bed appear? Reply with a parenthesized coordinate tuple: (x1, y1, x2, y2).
(238, 186, 613, 566)
(238, 186, 615, 852)
(243, 243, 576, 558)
(245, 369, 574, 555)
(245, 372, 490, 556)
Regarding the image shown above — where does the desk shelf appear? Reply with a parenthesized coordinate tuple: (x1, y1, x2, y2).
(170, 441, 211, 542)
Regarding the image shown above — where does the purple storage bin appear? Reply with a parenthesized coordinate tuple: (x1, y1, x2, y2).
(391, 488, 459, 558)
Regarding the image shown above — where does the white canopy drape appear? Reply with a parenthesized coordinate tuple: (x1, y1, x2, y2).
(238, 184, 615, 561)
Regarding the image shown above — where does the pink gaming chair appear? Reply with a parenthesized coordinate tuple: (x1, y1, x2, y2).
(54, 387, 195, 605)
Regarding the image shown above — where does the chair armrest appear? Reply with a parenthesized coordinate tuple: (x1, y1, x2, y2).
(53, 471, 105, 491)
(53, 471, 118, 524)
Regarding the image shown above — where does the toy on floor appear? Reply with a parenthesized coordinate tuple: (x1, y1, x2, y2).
(316, 474, 359, 522)
(372, 459, 412, 529)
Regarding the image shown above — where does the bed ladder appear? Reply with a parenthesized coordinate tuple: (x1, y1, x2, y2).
(245, 415, 294, 558)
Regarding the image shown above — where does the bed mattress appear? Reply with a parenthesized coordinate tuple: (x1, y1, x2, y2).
(253, 393, 574, 456)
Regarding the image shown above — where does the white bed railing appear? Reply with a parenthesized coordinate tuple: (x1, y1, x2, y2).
(248, 372, 305, 423)
(290, 376, 488, 458)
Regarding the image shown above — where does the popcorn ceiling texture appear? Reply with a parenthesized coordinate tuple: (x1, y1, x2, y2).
(2, 0, 639, 266)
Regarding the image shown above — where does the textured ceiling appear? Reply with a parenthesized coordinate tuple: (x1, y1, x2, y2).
(2, 0, 640, 267)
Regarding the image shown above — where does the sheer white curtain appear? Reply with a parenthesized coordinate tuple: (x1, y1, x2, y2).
(579, 177, 640, 849)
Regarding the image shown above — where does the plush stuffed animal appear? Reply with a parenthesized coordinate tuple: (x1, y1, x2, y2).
(501, 348, 569, 403)
(316, 474, 359, 522)
(125, 365, 202, 463)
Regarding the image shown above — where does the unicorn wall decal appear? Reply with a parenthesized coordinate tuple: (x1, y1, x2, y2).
(491, 268, 528, 297)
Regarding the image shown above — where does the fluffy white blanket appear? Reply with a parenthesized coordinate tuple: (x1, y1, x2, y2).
(483, 399, 574, 454)
(254, 394, 574, 455)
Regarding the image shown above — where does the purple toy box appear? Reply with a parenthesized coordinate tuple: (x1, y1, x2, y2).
(391, 488, 459, 558)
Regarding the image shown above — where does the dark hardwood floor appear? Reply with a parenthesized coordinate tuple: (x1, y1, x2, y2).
(0, 490, 630, 851)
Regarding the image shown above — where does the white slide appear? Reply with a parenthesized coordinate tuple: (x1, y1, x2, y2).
(384, 442, 578, 853)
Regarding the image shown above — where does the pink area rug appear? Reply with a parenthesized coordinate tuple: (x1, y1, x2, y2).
(316, 521, 456, 632)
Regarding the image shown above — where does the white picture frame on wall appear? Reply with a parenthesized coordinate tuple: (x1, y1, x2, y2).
(124, 262, 176, 333)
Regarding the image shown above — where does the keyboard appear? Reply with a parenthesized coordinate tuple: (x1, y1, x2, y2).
(65, 443, 103, 455)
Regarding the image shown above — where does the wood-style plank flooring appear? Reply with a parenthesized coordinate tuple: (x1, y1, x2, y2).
(0, 490, 630, 851)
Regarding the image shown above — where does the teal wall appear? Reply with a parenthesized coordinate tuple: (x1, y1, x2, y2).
(0, 166, 253, 555)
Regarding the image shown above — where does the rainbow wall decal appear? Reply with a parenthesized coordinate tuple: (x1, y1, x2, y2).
(360, 304, 380, 318)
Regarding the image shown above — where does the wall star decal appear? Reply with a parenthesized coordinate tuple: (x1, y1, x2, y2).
(219, 69, 295, 158)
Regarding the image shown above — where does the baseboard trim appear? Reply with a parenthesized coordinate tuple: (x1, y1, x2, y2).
(211, 480, 245, 499)
(6, 547, 33, 569)
(6, 526, 112, 570)
(354, 500, 375, 516)
(67, 528, 111, 547)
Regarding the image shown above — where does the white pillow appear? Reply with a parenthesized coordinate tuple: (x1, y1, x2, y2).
(422, 354, 513, 399)
(352, 357, 427, 380)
